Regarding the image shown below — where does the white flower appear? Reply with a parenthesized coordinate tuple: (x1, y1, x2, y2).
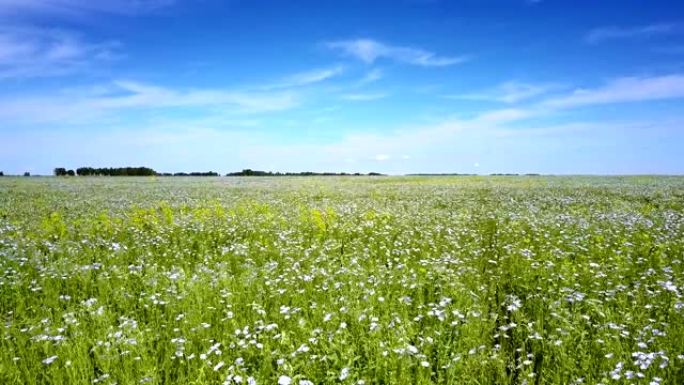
(420, 361, 430, 367)
(506, 295, 522, 312)
(213, 361, 225, 371)
(339, 367, 350, 380)
(660, 281, 678, 292)
(299, 380, 314, 385)
(42, 355, 58, 365)
(247, 377, 257, 385)
(278, 375, 292, 385)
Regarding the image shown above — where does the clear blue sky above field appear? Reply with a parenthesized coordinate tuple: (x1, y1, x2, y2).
(1, 0, 684, 175)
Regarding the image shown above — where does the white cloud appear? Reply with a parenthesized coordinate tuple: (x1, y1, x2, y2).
(340, 93, 387, 101)
(448, 81, 556, 103)
(326, 38, 468, 67)
(585, 23, 680, 44)
(542, 74, 684, 108)
(0, 26, 118, 78)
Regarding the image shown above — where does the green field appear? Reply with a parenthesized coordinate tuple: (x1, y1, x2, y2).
(1, 176, 683, 384)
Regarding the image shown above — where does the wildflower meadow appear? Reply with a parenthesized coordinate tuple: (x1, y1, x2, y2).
(1, 176, 683, 384)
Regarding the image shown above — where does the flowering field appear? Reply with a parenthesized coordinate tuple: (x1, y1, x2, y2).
(1, 176, 683, 385)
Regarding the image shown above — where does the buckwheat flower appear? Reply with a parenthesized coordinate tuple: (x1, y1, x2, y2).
(42, 355, 58, 365)
(339, 367, 350, 380)
(278, 375, 292, 385)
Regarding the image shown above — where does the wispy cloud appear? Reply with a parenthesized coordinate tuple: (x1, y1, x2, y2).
(447, 81, 556, 103)
(541, 74, 684, 108)
(0, 26, 118, 78)
(585, 23, 680, 44)
(326, 38, 468, 67)
(357, 68, 383, 85)
(265, 65, 345, 89)
(0, 0, 175, 16)
(0, 80, 299, 123)
(341, 92, 387, 101)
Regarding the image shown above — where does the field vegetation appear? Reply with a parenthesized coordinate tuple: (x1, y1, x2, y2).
(1, 176, 683, 384)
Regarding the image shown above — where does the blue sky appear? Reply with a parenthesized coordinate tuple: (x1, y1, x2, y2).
(1, 0, 684, 175)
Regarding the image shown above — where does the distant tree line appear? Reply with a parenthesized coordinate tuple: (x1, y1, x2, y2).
(0, 171, 3, 176)
(53, 167, 220, 177)
(74, 167, 157, 176)
(53, 167, 156, 176)
(225, 169, 385, 176)
(50, 167, 386, 177)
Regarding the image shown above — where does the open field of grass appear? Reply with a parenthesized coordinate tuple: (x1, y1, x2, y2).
(1, 176, 683, 384)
